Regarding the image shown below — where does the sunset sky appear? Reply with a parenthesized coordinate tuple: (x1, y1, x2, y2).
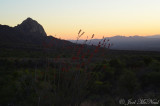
(0, 0, 160, 39)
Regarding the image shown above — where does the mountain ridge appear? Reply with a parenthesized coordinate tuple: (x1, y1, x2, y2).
(69, 35, 160, 51)
(0, 17, 73, 49)
(14, 17, 47, 37)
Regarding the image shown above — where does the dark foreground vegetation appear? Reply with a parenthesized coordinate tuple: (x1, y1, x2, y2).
(0, 19, 160, 105)
(0, 47, 160, 106)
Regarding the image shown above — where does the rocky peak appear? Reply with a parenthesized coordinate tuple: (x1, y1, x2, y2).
(14, 17, 47, 36)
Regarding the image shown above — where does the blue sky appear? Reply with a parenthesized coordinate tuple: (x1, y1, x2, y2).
(0, 0, 160, 39)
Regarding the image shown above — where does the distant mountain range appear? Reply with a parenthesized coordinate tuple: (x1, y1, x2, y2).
(69, 35, 160, 51)
(144, 35, 160, 38)
(0, 18, 73, 49)
(1, 18, 160, 51)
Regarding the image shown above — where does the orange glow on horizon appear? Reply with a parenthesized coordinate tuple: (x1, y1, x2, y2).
(1, 0, 160, 40)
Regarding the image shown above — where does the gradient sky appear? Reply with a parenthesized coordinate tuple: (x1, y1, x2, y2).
(0, 0, 160, 39)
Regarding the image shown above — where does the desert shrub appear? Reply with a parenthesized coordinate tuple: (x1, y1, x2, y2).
(109, 58, 125, 69)
(117, 70, 140, 97)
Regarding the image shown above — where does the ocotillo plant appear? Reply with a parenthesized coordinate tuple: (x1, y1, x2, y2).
(31, 30, 112, 106)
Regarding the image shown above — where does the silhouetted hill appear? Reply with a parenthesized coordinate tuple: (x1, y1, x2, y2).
(145, 35, 160, 38)
(0, 18, 73, 49)
(69, 35, 160, 51)
(14, 17, 47, 37)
